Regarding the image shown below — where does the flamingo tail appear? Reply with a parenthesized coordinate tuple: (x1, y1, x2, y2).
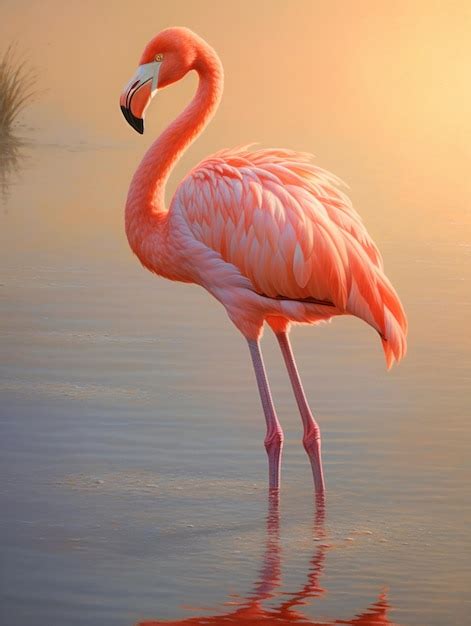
(377, 273, 408, 369)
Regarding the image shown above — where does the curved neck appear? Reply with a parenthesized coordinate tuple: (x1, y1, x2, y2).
(126, 45, 223, 229)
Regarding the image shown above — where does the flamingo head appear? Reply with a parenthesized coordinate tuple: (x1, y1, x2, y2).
(120, 27, 199, 134)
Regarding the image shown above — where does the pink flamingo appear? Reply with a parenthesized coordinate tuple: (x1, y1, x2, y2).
(119, 27, 407, 493)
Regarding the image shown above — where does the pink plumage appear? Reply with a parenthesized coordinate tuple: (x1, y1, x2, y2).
(120, 27, 407, 492)
(176, 146, 407, 368)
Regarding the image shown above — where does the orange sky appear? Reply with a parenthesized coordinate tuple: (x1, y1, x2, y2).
(2, 0, 470, 245)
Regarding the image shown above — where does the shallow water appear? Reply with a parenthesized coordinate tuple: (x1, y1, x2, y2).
(1, 137, 470, 626)
(1, 3, 471, 624)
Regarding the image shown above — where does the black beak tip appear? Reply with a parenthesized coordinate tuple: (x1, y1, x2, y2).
(120, 105, 144, 135)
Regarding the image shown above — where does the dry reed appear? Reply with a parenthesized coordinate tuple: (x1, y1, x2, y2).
(0, 45, 36, 138)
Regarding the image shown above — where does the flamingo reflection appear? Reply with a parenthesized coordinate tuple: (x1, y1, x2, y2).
(137, 492, 399, 626)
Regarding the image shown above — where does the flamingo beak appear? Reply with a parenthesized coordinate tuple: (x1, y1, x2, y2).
(120, 61, 162, 134)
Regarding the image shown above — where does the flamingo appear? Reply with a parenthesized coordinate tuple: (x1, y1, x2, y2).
(119, 27, 407, 493)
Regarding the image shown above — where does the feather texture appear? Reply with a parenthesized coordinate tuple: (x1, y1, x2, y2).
(172, 146, 407, 366)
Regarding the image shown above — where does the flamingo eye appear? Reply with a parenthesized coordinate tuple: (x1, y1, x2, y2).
(155, 53, 164, 62)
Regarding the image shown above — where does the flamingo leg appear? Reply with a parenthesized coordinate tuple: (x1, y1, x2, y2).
(247, 339, 284, 490)
(276, 332, 325, 493)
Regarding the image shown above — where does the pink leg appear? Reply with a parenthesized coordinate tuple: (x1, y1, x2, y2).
(276, 332, 325, 493)
(247, 339, 284, 490)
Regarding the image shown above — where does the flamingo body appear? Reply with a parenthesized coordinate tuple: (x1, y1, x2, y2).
(172, 146, 406, 366)
(120, 27, 407, 491)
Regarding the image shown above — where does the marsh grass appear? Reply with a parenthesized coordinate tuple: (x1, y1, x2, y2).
(0, 45, 36, 200)
(0, 45, 37, 139)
